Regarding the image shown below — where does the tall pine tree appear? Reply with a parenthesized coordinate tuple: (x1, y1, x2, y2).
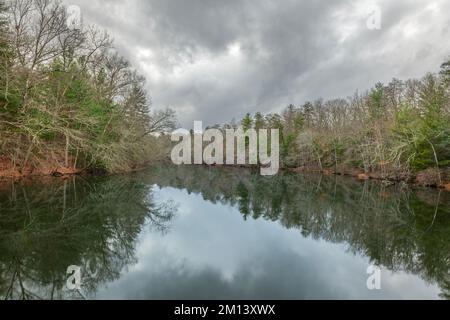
(441, 58, 450, 87)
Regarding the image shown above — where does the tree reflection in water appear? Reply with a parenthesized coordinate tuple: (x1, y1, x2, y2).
(146, 165, 450, 299)
(0, 165, 449, 299)
(0, 175, 175, 300)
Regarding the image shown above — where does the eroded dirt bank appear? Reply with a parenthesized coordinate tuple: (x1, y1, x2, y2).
(0, 156, 81, 179)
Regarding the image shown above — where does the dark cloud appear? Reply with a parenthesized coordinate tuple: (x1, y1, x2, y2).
(67, 0, 450, 127)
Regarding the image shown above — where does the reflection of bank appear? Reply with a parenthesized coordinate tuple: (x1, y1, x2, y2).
(146, 164, 450, 300)
(0, 175, 175, 300)
(0, 165, 449, 299)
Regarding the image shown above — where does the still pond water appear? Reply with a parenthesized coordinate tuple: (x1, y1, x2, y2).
(0, 165, 449, 300)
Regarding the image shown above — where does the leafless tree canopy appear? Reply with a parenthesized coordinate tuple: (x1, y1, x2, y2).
(0, 0, 176, 173)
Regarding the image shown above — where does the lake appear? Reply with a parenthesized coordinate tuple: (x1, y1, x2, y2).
(0, 165, 449, 300)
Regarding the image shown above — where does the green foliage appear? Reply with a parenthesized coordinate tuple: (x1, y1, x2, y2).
(241, 113, 253, 132)
(229, 67, 450, 177)
(254, 112, 266, 130)
(369, 83, 385, 120)
(392, 76, 450, 170)
(0, 0, 175, 173)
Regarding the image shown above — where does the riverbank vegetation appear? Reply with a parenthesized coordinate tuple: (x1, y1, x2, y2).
(216, 61, 450, 188)
(0, 0, 175, 177)
(1, 0, 449, 188)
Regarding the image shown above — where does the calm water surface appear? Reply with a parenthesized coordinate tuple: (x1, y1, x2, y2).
(0, 165, 449, 300)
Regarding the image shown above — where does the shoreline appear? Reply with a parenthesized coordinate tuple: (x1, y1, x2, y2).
(1, 160, 450, 192)
(200, 163, 450, 192)
(0, 156, 166, 181)
(287, 167, 450, 191)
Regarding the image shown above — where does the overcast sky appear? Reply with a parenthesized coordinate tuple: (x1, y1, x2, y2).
(66, 0, 450, 128)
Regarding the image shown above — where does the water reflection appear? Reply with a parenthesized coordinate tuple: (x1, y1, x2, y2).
(0, 165, 449, 299)
(0, 175, 175, 299)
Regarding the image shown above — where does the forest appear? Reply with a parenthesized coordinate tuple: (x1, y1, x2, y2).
(0, 0, 449, 301)
(205, 62, 450, 188)
(1, 0, 450, 189)
(0, 0, 175, 177)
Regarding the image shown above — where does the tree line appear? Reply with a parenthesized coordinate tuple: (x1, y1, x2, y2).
(213, 61, 450, 186)
(0, 0, 175, 175)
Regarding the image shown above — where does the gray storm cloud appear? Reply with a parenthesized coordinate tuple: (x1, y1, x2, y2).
(66, 0, 450, 127)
